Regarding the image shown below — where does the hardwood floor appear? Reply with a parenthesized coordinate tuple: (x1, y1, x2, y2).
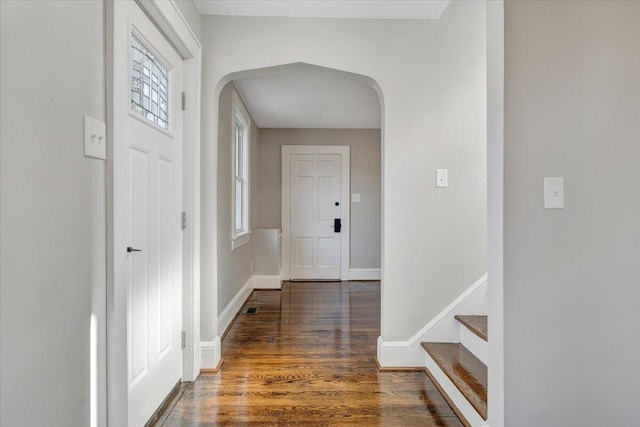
(164, 281, 463, 426)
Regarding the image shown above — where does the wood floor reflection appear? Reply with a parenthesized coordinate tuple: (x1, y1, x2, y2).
(164, 281, 463, 426)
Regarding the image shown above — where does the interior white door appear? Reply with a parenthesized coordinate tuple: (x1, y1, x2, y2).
(121, 3, 183, 426)
(289, 154, 342, 280)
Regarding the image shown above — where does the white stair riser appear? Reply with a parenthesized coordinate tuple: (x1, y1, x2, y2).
(459, 325, 488, 365)
(425, 353, 486, 427)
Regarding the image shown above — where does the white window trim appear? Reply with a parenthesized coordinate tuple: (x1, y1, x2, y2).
(231, 91, 251, 251)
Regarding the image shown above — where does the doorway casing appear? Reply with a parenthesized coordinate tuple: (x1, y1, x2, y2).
(200, 64, 386, 372)
(106, 1, 202, 425)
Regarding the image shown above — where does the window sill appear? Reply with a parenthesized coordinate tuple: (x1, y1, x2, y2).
(231, 231, 251, 251)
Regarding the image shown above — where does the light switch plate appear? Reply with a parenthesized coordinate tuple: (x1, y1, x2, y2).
(436, 169, 448, 188)
(544, 177, 564, 209)
(352, 193, 361, 203)
(84, 115, 106, 160)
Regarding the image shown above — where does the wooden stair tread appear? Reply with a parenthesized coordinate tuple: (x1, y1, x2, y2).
(455, 315, 488, 341)
(421, 342, 487, 420)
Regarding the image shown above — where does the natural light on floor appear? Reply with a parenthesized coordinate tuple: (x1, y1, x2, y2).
(90, 313, 98, 427)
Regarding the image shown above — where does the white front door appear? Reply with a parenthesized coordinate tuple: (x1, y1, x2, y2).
(119, 3, 184, 426)
(289, 154, 342, 280)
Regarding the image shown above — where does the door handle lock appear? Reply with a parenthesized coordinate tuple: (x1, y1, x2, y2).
(127, 246, 142, 253)
(332, 218, 342, 233)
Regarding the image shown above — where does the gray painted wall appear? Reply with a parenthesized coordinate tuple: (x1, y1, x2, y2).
(257, 129, 382, 269)
(1, 1, 107, 426)
(504, 1, 640, 425)
(215, 83, 260, 315)
(200, 1, 487, 343)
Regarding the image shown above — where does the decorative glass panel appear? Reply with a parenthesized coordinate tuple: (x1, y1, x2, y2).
(131, 33, 169, 130)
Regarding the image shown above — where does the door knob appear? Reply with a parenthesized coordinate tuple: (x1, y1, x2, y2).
(127, 246, 142, 253)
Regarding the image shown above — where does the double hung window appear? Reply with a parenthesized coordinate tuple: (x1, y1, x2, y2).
(232, 92, 250, 249)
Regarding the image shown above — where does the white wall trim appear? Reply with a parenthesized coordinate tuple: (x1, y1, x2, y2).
(231, 231, 251, 251)
(199, 337, 221, 370)
(349, 268, 381, 280)
(216, 274, 282, 339)
(230, 90, 251, 244)
(253, 275, 282, 289)
(218, 277, 254, 336)
(137, 0, 201, 58)
(377, 274, 487, 367)
(281, 145, 351, 281)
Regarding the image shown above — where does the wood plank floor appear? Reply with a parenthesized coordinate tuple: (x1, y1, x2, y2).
(164, 281, 463, 426)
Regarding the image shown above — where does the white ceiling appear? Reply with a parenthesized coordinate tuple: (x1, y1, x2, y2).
(194, 1, 451, 20)
(234, 68, 381, 129)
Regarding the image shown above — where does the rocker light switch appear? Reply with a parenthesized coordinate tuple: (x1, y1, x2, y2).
(436, 169, 448, 188)
(84, 115, 106, 160)
(544, 177, 564, 209)
(352, 194, 361, 203)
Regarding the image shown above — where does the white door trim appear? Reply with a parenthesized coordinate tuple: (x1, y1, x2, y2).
(106, 1, 201, 426)
(281, 145, 351, 281)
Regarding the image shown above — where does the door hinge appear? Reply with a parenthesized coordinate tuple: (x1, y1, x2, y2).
(181, 211, 186, 230)
(181, 331, 186, 349)
(181, 92, 186, 111)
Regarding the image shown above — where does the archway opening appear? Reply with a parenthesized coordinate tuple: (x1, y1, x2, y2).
(211, 62, 386, 360)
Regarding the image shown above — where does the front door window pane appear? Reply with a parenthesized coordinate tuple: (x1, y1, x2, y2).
(131, 33, 170, 130)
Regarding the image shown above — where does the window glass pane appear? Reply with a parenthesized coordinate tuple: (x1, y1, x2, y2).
(235, 178, 243, 231)
(130, 33, 169, 130)
(235, 123, 243, 176)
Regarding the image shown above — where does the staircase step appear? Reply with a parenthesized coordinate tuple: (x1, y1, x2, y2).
(421, 342, 487, 420)
(455, 315, 487, 341)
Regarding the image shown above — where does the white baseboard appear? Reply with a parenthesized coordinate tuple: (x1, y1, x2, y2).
(217, 274, 282, 338)
(376, 336, 424, 366)
(377, 273, 487, 367)
(199, 336, 221, 369)
(349, 268, 381, 280)
(253, 275, 281, 289)
(218, 277, 254, 336)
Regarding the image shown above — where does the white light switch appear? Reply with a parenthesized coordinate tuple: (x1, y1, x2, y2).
(544, 177, 564, 209)
(352, 193, 361, 203)
(436, 169, 448, 188)
(84, 115, 106, 160)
